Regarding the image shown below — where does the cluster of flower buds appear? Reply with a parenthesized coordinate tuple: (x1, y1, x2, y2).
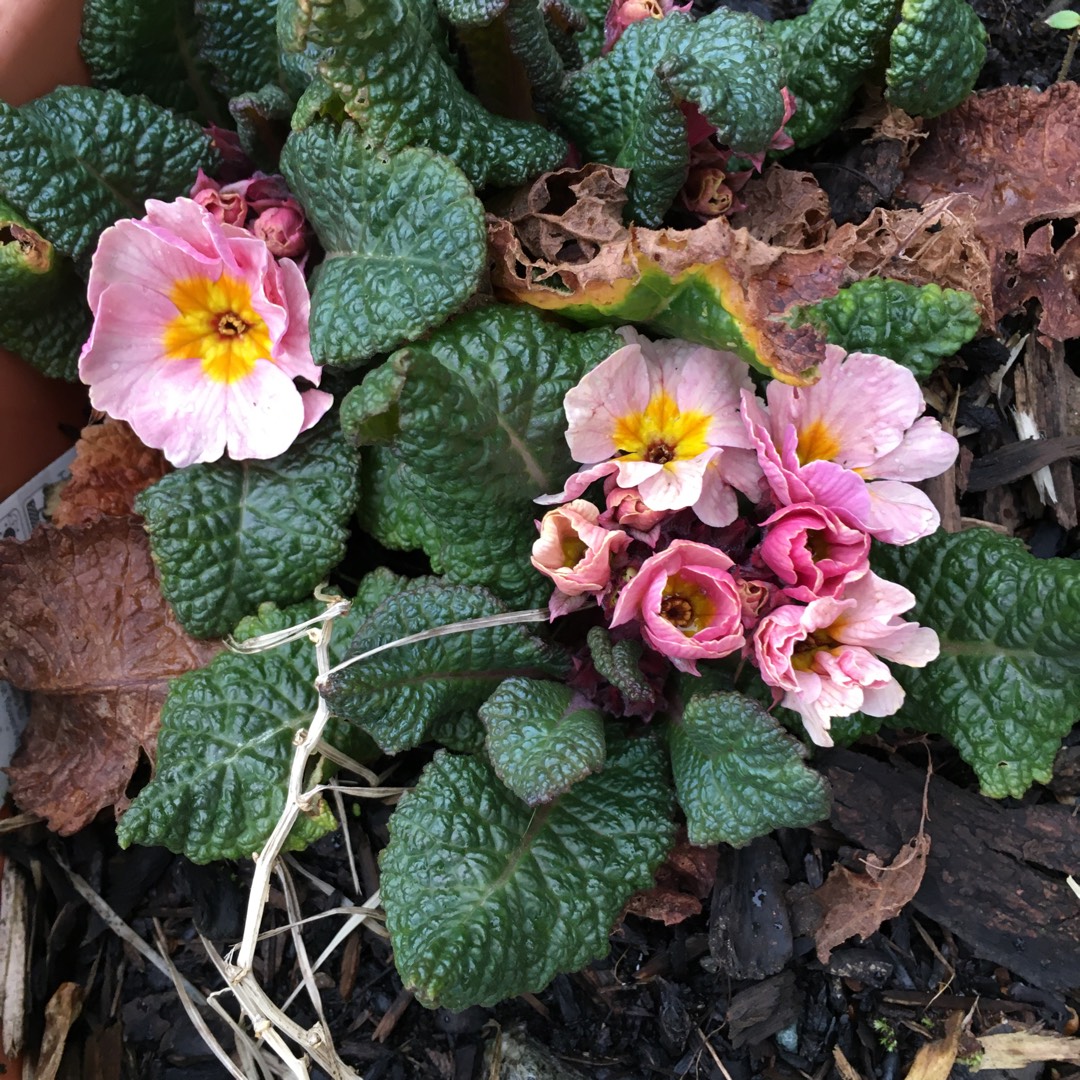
(531, 330, 957, 746)
(191, 170, 309, 261)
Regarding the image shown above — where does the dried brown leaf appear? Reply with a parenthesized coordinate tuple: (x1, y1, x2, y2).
(625, 831, 718, 925)
(0, 518, 222, 833)
(900, 83, 1080, 339)
(36, 981, 84, 1080)
(729, 166, 832, 248)
(904, 1011, 964, 1080)
(813, 834, 930, 963)
(51, 418, 169, 528)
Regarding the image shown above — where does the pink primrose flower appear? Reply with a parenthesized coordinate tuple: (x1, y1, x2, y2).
(740, 345, 958, 544)
(252, 203, 308, 260)
(758, 502, 870, 602)
(540, 329, 763, 527)
(610, 539, 745, 673)
(752, 571, 939, 746)
(599, 480, 668, 545)
(79, 197, 331, 468)
(191, 170, 249, 226)
(531, 500, 631, 618)
(602, 0, 691, 53)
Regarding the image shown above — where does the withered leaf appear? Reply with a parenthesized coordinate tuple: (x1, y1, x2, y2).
(812, 834, 930, 963)
(625, 830, 718, 926)
(51, 419, 169, 528)
(900, 83, 1080, 340)
(0, 518, 222, 833)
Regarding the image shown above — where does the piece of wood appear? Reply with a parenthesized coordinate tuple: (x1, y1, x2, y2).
(708, 836, 792, 981)
(1012, 336, 1078, 528)
(822, 749, 1080, 992)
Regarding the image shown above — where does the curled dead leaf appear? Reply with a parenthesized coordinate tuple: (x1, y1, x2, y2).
(624, 830, 718, 926)
(0, 518, 222, 833)
(812, 833, 930, 963)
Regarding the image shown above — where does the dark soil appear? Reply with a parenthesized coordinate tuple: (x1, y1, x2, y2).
(5, 3, 1079, 1079)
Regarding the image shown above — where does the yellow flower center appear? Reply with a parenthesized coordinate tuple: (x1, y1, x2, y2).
(162, 273, 272, 383)
(560, 534, 587, 568)
(796, 418, 841, 465)
(790, 629, 838, 670)
(660, 574, 715, 636)
(612, 391, 711, 467)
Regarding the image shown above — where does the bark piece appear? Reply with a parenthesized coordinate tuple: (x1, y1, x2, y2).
(709, 836, 792, 980)
(726, 970, 799, 1049)
(822, 748, 1080, 992)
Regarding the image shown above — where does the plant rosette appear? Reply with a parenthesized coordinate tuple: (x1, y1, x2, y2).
(5, 0, 1069, 1058)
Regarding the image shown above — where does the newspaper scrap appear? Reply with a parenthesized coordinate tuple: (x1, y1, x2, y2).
(0, 449, 75, 798)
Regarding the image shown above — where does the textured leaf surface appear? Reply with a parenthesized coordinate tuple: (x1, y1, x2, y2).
(556, 11, 784, 224)
(80, 0, 219, 116)
(381, 738, 674, 1008)
(887, 0, 987, 118)
(117, 598, 378, 862)
(435, 0, 508, 27)
(874, 529, 1080, 798)
(479, 678, 605, 804)
(322, 580, 568, 752)
(345, 306, 620, 605)
(229, 83, 295, 166)
(281, 124, 486, 366)
(0, 519, 222, 834)
(0, 201, 90, 381)
(136, 421, 359, 638)
(669, 692, 831, 847)
(293, 0, 566, 187)
(0, 87, 216, 263)
(587, 626, 657, 711)
(196, 0, 280, 98)
(771, 0, 898, 149)
(795, 279, 981, 379)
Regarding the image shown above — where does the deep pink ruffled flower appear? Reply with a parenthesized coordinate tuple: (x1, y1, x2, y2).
(752, 572, 939, 745)
(610, 539, 745, 673)
(531, 500, 631, 618)
(79, 197, 331, 468)
(540, 329, 762, 526)
(741, 345, 958, 544)
(758, 502, 870, 602)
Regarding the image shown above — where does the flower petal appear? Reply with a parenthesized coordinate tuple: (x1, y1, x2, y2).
(863, 480, 941, 544)
(865, 416, 958, 482)
(564, 344, 652, 463)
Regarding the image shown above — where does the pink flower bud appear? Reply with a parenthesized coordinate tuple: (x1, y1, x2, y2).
(229, 173, 295, 212)
(252, 203, 308, 260)
(602, 0, 690, 53)
(531, 500, 632, 618)
(680, 167, 735, 219)
(192, 185, 249, 227)
(600, 480, 668, 545)
(610, 539, 745, 674)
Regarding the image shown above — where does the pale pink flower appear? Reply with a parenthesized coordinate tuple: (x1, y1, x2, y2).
(758, 502, 870, 602)
(610, 539, 745, 673)
(599, 480, 668, 546)
(540, 329, 763, 526)
(531, 500, 631, 618)
(740, 345, 958, 544)
(752, 572, 939, 745)
(79, 197, 331, 468)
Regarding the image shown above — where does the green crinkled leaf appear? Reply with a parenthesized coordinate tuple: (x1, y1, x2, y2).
(435, 0, 508, 27)
(669, 692, 831, 847)
(564, 0, 608, 62)
(428, 711, 488, 753)
(229, 83, 295, 166)
(873, 529, 1080, 799)
(771, 0, 898, 149)
(794, 279, 981, 379)
(0, 202, 91, 381)
(196, 0, 280, 99)
(586, 626, 657, 711)
(556, 10, 785, 225)
(80, 0, 220, 117)
(381, 737, 674, 1008)
(117, 598, 379, 862)
(321, 579, 569, 752)
(280, 124, 486, 367)
(291, 0, 567, 188)
(887, 0, 986, 118)
(344, 306, 620, 606)
(0, 87, 216, 263)
(135, 420, 360, 639)
(479, 677, 605, 804)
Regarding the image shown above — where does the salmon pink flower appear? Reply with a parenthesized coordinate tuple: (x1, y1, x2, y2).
(610, 539, 745, 673)
(752, 572, 939, 745)
(740, 345, 958, 544)
(531, 500, 631, 618)
(540, 330, 762, 527)
(79, 197, 331, 468)
(758, 502, 870, 602)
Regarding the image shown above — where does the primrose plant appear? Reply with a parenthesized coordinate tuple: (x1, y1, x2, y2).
(2, 0, 1075, 1046)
